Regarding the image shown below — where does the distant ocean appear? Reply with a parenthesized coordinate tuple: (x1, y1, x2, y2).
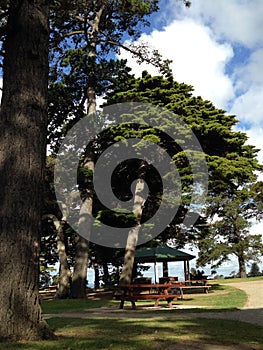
(87, 258, 263, 288)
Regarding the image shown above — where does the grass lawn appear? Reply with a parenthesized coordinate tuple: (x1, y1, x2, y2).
(41, 283, 247, 314)
(175, 283, 247, 310)
(41, 298, 118, 314)
(1, 282, 262, 349)
(215, 276, 263, 284)
(0, 317, 262, 349)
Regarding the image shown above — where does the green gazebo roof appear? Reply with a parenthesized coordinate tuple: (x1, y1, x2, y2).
(134, 244, 195, 263)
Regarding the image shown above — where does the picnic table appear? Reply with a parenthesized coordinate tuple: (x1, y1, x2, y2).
(114, 283, 179, 309)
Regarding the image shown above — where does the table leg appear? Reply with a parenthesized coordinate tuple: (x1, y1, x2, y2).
(131, 300, 136, 310)
(119, 299, 124, 309)
(154, 299, 159, 307)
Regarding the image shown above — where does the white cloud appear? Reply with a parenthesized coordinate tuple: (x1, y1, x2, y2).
(159, 0, 263, 132)
(251, 221, 263, 240)
(230, 50, 263, 147)
(231, 89, 263, 127)
(180, 0, 263, 49)
(120, 19, 234, 109)
(244, 127, 263, 164)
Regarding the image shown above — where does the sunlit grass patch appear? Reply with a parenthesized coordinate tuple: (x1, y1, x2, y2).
(41, 297, 118, 314)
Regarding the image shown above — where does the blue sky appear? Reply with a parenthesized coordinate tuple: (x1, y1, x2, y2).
(118, 0, 263, 275)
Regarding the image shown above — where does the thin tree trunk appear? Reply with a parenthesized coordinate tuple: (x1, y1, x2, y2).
(71, 5, 104, 298)
(0, 0, 52, 341)
(70, 234, 89, 298)
(94, 263, 100, 289)
(70, 182, 94, 298)
(71, 148, 94, 298)
(238, 254, 247, 278)
(43, 207, 72, 298)
(119, 178, 146, 285)
(102, 260, 110, 287)
(55, 220, 71, 298)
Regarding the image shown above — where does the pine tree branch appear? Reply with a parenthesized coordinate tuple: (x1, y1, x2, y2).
(104, 36, 172, 76)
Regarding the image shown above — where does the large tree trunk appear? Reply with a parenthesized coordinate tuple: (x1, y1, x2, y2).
(0, 0, 52, 341)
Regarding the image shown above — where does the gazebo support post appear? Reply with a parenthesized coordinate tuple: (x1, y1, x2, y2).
(154, 261, 159, 284)
(184, 260, 190, 280)
(163, 261, 169, 278)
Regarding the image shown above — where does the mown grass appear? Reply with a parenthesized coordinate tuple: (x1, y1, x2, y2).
(1, 283, 260, 349)
(41, 297, 118, 314)
(41, 283, 247, 314)
(177, 283, 247, 309)
(0, 317, 262, 349)
(215, 276, 263, 284)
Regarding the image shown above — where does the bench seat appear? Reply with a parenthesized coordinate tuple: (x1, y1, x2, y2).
(118, 293, 178, 309)
(171, 285, 211, 299)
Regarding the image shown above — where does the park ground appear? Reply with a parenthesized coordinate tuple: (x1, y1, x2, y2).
(39, 279, 263, 350)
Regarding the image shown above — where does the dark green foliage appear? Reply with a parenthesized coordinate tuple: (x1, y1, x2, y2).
(95, 209, 137, 228)
(105, 71, 260, 196)
(248, 262, 262, 277)
(103, 72, 263, 265)
(48, 0, 162, 152)
(197, 178, 263, 276)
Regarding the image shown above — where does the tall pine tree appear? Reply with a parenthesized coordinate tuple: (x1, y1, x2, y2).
(103, 71, 262, 282)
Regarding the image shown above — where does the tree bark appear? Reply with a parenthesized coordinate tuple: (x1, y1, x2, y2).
(0, 0, 52, 341)
(71, 5, 104, 298)
(71, 148, 94, 298)
(119, 178, 146, 285)
(42, 214, 72, 298)
(94, 263, 100, 289)
(102, 259, 110, 287)
(55, 220, 71, 298)
(238, 254, 247, 278)
(70, 232, 89, 298)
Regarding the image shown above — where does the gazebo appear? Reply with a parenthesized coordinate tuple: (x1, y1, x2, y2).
(133, 244, 195, 283)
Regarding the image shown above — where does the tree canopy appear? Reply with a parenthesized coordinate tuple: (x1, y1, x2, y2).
(47, 0, 171, 296)
(102, 71, 263, 277)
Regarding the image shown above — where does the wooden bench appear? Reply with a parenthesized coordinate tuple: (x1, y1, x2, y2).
(114, 284, 179, 310)
(170, 281, 211, 299)
(39, 285, 57, 294)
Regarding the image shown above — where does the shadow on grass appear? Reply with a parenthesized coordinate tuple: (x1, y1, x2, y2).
(46, 314, 263, 348)
(0, 316, 263, 350)
(0, 314, 262, 349)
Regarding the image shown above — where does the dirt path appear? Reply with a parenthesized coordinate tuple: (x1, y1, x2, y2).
(178, 280, 263, 327)
(226, 280, 263, 309)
